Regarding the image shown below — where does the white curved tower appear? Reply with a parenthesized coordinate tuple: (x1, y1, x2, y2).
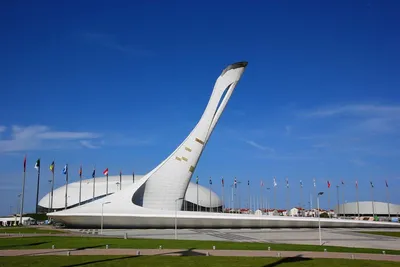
(140, 62, 248, 210)
(48, 61, 400, 229)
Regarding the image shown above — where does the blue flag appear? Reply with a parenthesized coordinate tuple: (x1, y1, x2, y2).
(62, 164, 67, 174)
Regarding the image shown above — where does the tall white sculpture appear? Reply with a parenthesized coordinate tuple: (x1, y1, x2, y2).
(140, 62, 248, 210)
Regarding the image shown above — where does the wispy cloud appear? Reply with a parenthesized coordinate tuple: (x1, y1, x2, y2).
(285, 125, 292, 136)
(244, 140, 274, 152)
(79, 140, 100, 149)
(302, 104, 400, 118)
(0, 125, 101, 153)
(83, 33, 154, 57)
(0, 125, 155, 153)
(349, 158, 366, 166)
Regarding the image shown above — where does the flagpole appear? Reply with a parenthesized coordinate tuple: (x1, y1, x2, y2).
(327, 185, 331, 218)
(370, 182, 375, 218)
(260, 181, 263, 210)
(119, 170, 122, 190)
(221, 178, 224, 213)
(336, 185, 340, 218)
(313, 178, 316, 210)
(92, 166, 96, 200)
(106, 172, 109, 195)
(35, 159, 41, 214)
(300, 181, 303, 216)
(50, 161, 55, 211)
(65, 164, 69, 210)
(386, 181, 390, 219)
(79, 165, 82, 206)
(247, 181, 250, 210)
(209, 177, 212, 212)
(356, 181, 360, 218)
(19, 156, 27, 225)
(342, 182, 346, 218)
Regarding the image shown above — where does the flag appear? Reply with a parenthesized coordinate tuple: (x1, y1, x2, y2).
(209, 177, 212, 185)
(273, 177, 277, 187)
(247, 180, 249, 186)
(370, 181, 374, 188)
(62, 164, 68, 175)
(313, 178, 316, 188)
(92, 168, 96, 178)
(196, 176, 199, 184)
(23, 155, 27, 172)
(341, 180, 345, 185)
(34, 158, 40, 170)
(300, 180, 303, 188)
(286, 177, 289, 188)
(234, 178, 237, 188)
(327, 180, 331, 188)
(50, 161, 55, 173)
(79, 165, 82, 176)
(355, 180, 358, 189)
(103, 168, 109, 176)
(260, 180, 264, 187)
(385, 180, 388, 188)
(221, 178, 224, 186)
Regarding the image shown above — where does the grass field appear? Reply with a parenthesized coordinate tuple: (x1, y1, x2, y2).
(0, 236, 399, 255)
(0, 227, 63, 234)
(359, 232, 400, 238)
(0, 256, 398, 267)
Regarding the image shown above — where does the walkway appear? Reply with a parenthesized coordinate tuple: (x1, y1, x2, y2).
(1, 248, 399, 262)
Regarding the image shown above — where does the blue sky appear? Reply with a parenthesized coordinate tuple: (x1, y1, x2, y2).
(1, 0, 400, 215)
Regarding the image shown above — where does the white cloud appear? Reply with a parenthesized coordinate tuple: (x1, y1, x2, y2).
(303, 104, 400, 118)
(83, 33, 154, 57)
(79, 140, 100, 149)
(0, 125, 101, 153)
(285, 125, 292, 136)
(0, 126, 6, 133)
(349, 158, 366, 166)
(245, 140, 275, 152)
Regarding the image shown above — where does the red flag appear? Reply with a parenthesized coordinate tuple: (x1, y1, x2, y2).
(327, 180, 331, 188)
(79, 165, 82, 176)
(103, 168, 109, 176)
(23, 155, 27, 172)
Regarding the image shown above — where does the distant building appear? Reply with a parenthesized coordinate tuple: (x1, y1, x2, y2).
(334, 201, 400, 217)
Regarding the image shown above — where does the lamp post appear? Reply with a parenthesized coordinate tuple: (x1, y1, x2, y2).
(175, 197, 184, 240)
(317, 192, 324, 246)
(100, 201, 111, 235)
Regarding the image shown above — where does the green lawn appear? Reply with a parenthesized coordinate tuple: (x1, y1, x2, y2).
(0, 236, 399, 255)
(0, 227, 63, 234)
(0, 256, 398, 267)
(359, 232, 400, 238)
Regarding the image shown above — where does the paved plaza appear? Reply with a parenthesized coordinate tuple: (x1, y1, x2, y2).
(67, 228, 400, 251)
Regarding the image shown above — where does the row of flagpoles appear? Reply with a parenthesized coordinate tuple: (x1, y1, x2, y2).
(20, 155, 119, 224)
(19, 155, 393, 222)
(195, 176, 392, 217)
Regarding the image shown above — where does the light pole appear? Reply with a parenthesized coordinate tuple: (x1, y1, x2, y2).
(100, 201, 111, 235)
(317, 192, 324, 246)
(175, 197, 184, 240)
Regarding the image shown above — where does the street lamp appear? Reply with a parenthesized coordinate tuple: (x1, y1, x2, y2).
(317, 192, 324, 246)
(100, 201, 111, 235)
(174, 197, 184, 240)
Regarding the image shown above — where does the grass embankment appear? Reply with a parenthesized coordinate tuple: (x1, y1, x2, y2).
(0, 256, 398, 267)
(0, 236, 399, 255)
(0, 227, 63, 234)
(359, 232, 400, 238)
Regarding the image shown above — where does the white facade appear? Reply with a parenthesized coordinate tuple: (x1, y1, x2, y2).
(48, 62, 400, 229)
(335, 201, 400, 216)
(38, 175, 222, 210)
